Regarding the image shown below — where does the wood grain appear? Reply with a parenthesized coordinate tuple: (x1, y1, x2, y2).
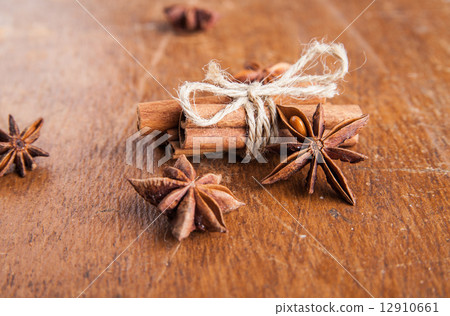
(0, 0, 448, 298)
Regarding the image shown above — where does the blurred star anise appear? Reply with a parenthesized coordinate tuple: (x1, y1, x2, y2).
(233, 62, 291, 84)
(0, 115, 49, 177)
(262, 104, 369, 205)
(129, 155, 244, 241)
(164, 4, 219, 32)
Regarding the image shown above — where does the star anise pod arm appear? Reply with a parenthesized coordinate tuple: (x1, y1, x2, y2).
(320, 150, 357, 204)
(172, 188, 196, 240)
(262, 104, 369, 205)
(262, 148, 311, 184)
(0, 115, 49, 177)
(128, 155, 244, 241)
(322, 114, 370, 148)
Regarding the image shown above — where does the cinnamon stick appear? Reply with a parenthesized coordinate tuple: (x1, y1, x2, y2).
(179, 102, 361, 150)
(170, 141, 221, 159)
(137, 96, 362, 157)
(170, 136, 358, 158)
(181, 127, 358, 150)
(137, 96, 230, 133)
(166, 128, 179, 141)
(181, 127, 247, 149)
(137, 95, 325, 133)
(180, 103, 361, 130)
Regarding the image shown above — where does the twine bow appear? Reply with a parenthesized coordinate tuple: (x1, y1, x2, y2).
(177, 42, 349, 155)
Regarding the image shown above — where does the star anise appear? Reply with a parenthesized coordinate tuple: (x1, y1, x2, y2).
(164, 4, 219, 32)
(233, 62, 291, 84)
(128, 155, 244, 241)
(0, 115, 49, 178)
(262, 104, 369, 205)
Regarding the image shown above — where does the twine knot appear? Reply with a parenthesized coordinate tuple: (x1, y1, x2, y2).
(246, 82, 261, 101)
(177, 41, 349, 157)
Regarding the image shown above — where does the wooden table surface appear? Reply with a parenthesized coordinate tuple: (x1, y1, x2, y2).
(0, 0, 448, 298)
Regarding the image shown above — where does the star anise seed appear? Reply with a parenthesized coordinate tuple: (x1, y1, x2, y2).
(0, 115, 49, 178)
(128, 155, 244, 241)
(164, 4, 219, 32)
(262, 104, 369, 205)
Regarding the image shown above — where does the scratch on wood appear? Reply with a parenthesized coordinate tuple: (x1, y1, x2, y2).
(318, 0, 388, 73)
(137, 34, 172, 99)
(150, 34, 172, 69)
(329, 209, 352, 223)
(99, 209, 118, 213)
(272, 215, 307, 240)
(154, 242, 181, 284)
(268, 256, 289, 267)
(354, 167, 449, 174)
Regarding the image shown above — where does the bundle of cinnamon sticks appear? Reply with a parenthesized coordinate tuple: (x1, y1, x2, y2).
(137, 95, 363, 158)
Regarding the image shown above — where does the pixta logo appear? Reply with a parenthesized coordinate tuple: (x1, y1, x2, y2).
(126, 128, 171, 174)
(126, 129, 304, 171)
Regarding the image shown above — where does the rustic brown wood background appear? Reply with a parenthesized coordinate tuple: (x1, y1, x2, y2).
(0, 0, 448, 298)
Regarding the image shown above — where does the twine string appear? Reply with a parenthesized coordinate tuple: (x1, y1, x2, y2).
(177, 41, 349, 155)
